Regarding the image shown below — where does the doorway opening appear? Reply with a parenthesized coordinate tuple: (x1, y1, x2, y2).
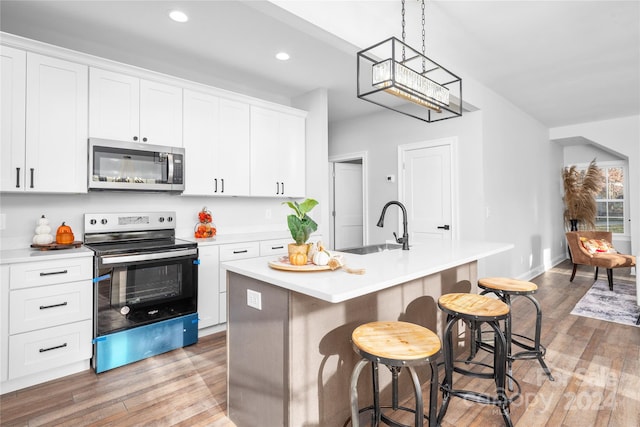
(329, 152, 368, 250)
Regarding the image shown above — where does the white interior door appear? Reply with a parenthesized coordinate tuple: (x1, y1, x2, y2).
(402, 142, 453, 242)
(333, 162, 363, 250)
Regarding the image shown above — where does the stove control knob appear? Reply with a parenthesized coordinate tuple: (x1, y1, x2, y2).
(90, 219, 97, 225)
(167, 216, 173, 222)
(158, 217, 165, 223)
(101, 218, 108, 225)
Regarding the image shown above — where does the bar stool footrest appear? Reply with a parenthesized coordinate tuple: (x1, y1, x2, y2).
(440, 372, 522, 406)
(349, 405, 429, 427)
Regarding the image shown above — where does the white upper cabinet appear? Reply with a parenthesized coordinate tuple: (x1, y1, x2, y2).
(1, 49, 88, 193)
(89, 68, 182, 147)
(250, 105, 306, 198)
(183, 90, 250, 196)
(1, 46, 26, 192)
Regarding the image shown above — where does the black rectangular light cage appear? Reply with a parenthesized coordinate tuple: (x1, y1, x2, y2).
(357, 37, 462, 123)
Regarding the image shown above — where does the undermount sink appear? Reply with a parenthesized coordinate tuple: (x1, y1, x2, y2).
(339, 243, 403, 255)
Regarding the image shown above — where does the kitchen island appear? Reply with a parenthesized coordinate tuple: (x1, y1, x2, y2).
(222, 240, 513, 427)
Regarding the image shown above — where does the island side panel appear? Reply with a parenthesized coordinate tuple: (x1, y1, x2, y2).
(227, 272, 290, 427)
(288, 262, 478, 427)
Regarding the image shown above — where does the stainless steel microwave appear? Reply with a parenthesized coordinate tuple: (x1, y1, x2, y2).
(88, 138, 185, 192)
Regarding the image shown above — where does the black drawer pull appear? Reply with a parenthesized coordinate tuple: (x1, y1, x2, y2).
(30, 168, 34, 188)
(272, 246, 284, 250)
(40, 301, 68, 310)
(233, 250, 248, 254)
(39, 343, 67, 353)
(16, 167, 20, 188)
(39, 270, 68, 276)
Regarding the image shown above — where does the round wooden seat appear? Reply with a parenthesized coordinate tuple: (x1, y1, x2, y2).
(438, 293, 509, 321)
(352, 321, 441, 364)
(349, 321, 441, 427)
(479, 277, 538, 295)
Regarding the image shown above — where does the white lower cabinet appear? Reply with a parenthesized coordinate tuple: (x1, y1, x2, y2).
(1, 254, 93, 392)
(197, 245, 220, 330)
(218, 242, 259, 324)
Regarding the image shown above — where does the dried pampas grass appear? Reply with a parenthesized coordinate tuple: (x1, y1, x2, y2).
(562, 159, 603, 230)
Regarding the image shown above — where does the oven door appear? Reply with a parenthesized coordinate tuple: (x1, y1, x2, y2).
(94, 248, 198, 336)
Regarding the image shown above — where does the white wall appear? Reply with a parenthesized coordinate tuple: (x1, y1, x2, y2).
(329, 79, 566, 280)
(551, 115, 640, 256)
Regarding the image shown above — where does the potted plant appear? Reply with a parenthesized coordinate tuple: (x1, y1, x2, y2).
(283, 198, 318, 265)
(562, 159, 603, 230)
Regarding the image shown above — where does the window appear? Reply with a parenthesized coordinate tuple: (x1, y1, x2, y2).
(595, 164, 626, 234)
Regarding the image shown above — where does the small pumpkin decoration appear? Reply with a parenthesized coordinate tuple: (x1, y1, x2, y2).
(289, 251, 308, 266)
(33, 215, 54, 245)
(56, 222, 75, 245)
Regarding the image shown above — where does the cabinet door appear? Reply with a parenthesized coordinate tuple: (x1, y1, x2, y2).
(218, 98, 250, 196)
(89, 68, 140, 142)
(197, 245, 220, 329)
(250, 106, 281, 196)
(0, 46, 26, 192)
(278, 113, 306, 197)
(250, 106, 306, 197)
(139, 79, 183, 147)
(183, 89, 218, 195)
(25, 53, 88, 193)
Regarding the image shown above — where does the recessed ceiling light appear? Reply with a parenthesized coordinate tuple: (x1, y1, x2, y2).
(169, 10, 188, 23)
(275, 52, 290, 61)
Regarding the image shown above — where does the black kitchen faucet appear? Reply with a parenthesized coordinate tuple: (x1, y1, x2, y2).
(376, 201, 409, 250)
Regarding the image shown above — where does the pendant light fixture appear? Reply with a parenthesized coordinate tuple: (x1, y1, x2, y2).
(357, 0, 462, 122)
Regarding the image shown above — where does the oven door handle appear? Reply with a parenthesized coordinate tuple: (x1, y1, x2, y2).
(99, 248, 198, 265)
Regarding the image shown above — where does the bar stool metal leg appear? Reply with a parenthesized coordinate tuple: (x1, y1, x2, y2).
(350, 359, 369, 427)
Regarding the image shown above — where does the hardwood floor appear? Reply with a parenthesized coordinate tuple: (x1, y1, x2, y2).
(1, 260, 637, 426)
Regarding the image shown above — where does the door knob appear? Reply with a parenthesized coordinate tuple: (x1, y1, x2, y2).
(437, 225, 450, 230)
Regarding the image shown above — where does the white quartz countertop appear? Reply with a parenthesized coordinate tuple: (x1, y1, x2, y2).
(222, 240, 514, 303)
(0, 245, 94, 265)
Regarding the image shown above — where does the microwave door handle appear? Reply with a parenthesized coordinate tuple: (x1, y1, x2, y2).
(100, 248, 197, 265)
(167, 153, 174, 183)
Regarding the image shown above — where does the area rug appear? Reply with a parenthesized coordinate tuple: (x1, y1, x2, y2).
(570, 279, 640, 327)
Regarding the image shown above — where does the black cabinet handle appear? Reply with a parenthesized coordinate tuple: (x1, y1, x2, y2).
(39, 269, 68, 276)
(272, 246, 284, 250)
(133, 136, 138, 141)
(30, 168, 34, 188)
(142, 137, 147, 142)
(40, 301, 68, 310)
(16, 167, 20, 188)
(214, 178, 218, 192)
(233, 250, 248, 254)
(221, 178, 224, 193)
(437, 225, 450, 230)
(281, 182, 285, 195)
(39, 343, 67, 353)
(276, 182, 280, 194)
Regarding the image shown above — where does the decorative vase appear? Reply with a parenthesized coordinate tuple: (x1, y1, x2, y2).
(288, 243, 309, 265)
(569, 219, 578, 231)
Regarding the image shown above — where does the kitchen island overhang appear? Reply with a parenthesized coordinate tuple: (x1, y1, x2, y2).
(222, 240, 513, 427)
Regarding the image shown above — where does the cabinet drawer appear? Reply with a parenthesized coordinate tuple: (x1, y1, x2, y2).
(259, 239, 290, 257)
(10, 257, 93, 289)
(219, 242, 259, 261)
(8, 319, 92, 379)
(10, 280, 92, 334)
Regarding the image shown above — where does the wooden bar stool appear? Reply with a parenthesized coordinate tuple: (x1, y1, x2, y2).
(437, 293, 520, 427)
(349, 321, 441, 427)
(469, 277, 554, 389)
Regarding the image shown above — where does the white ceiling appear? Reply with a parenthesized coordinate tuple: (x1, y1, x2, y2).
(1, 0, 638, 128)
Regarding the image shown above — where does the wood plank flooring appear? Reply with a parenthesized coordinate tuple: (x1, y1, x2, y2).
(1, 260, 638, 426)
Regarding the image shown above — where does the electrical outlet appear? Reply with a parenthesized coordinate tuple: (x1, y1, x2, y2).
(247, 289, 262, 310)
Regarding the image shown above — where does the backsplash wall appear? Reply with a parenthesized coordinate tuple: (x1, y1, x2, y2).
(0, 192, 297, 250)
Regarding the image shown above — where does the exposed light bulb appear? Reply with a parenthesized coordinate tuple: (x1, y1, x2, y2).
(275, 52, 290, 61)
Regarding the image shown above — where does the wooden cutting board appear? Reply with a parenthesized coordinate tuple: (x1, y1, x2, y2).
(31, 241, 83, 251)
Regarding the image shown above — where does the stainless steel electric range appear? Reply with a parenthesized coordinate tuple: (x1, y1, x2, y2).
(84, 212, 199, 373)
